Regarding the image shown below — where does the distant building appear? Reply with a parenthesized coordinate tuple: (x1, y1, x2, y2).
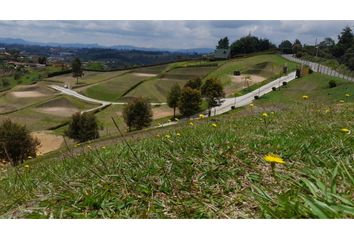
(213, 48, 231, 60)
(0, 47, 6, 53)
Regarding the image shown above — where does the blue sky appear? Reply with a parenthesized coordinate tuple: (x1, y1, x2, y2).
(0, 20, 353, 49)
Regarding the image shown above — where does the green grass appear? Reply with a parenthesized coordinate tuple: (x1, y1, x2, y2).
(45, 70, 128, 85)
(0, 95, 98, 131)
(124, 79, 186, 102)
(82, 73, 149, 102)
(0, 72, 353, 218)
(205, 54, 299, 86)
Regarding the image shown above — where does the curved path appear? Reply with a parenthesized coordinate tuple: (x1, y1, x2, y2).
(49, 85, 166, 113)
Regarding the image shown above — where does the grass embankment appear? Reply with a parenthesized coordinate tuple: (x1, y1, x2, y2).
(205, 54, 299, 96)
(0, 73, 353, 218)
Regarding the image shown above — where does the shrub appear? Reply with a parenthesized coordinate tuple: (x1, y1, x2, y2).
(233, 70, 241, 76)
(254, 95, 260, 100)
(296, 68, 301, 78)
(66, 112, 100, 142)
(282, 81, 288, 86)
(231, 106, 236, 110)
(123, 97, 153, 131)
(328, 80, 337, 88)
(178, 87, 202, 117)
(272, 87, 277, 91)
(0, 119, 40, 165)
(1, 78, 10, 87)
(309, 68, 313, 74)
(184, 78, 202, 90)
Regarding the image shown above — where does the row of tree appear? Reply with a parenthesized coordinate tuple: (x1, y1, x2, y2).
(278, 26, 354, 70)
(216, 35, 276, 56)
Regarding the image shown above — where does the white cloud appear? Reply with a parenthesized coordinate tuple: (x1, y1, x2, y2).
(0, 20, 354, 48)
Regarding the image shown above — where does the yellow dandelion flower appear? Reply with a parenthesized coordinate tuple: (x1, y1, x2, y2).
(302, 95, 309, 100)
(250, 103, 254, 107)
(174, 118, 179, 121)
(325, 109, 330, 113)
(101, 146, 106, 150)
(263, 153, 285, 164)
(345, 93, 350, 97)
(28, 156, 32, 159)
(340, 128, 351, 134)
(189, 122, 194, 126)
(271, 111, 275, 115)
(165, 134, 171, 139)
(24, 164, 30, 168)
(199, 114, 205, 119)
(339, 100, 345, 103)
(262, 112, 268, 117)
(176, 133, 181, 136)
(212, 123, 217, 128)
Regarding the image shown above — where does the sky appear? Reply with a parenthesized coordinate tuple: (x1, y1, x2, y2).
(0, 20, 354, 49)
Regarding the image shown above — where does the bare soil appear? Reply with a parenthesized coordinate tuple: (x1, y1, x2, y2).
(133, 73, 158, 77)
(10, 91, 47, 98)
(31, 131, 64, 155)
(225, 74, 266, 95)
(37, 106, 80, 117)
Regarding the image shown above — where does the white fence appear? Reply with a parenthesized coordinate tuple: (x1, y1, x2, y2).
(282, 54, 354, 82)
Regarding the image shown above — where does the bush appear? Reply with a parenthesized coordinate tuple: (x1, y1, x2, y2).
(66, 112, 100, 142)
(1, 78, 10, 87)
(296, 68, 301, 78)
(309, 68, 313, 74)
(231, 106, 236, 110)
(254, 95, 260, 100)
(123, 97, 153, 131)
(178, 87, 202, 117)
(272, 87, 277, 91)
(0, 119, 39, 165)
(233, 70, 241, 76)
(184, 78, 202, 90)
(328, 80, 337, 88)
(282, 81, 288, 86)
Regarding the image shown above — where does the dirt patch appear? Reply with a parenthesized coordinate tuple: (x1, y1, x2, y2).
(133, 73, 158, 77)
(225, 74, 266, 95)
(31, 131, 64, 155)
(152, 107, 173, 119)
(230, 74, 265, 85)
(10, 91, 47, 98)
(37, 107, 80, 117)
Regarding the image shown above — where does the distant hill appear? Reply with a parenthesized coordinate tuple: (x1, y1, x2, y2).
(0, 37, 213, 54)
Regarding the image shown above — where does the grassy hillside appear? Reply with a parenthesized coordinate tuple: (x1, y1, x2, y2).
(206, 54, 298, 83)
(0, 73, 353, 218)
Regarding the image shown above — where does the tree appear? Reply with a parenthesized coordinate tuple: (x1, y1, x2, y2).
(279, 40, 293, 54)
(167, 84, 181, 118)
(0, 119, 40, 166)
(178, 87, 202, 117)
(66, 112, 99, 142)
(230, 34, 275, 56)
(201, 79, 225, 116)
(184, 78, 202, 90)
(123, 97, 153, 131)
(72, 57, 83, 84)
(216, 37, 229, 49)
(292, 39, 302, 55)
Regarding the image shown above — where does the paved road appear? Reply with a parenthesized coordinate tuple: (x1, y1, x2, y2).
(209, 71, 297, 116)
(282, 54, 354, 82)
(50, 85, 166, 113)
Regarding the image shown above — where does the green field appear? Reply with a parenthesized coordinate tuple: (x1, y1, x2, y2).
(0, 95, 98, 131)
(0, 72, 353, 218)
(44, 70, 128, 85)
(82, 73, 152, 102)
